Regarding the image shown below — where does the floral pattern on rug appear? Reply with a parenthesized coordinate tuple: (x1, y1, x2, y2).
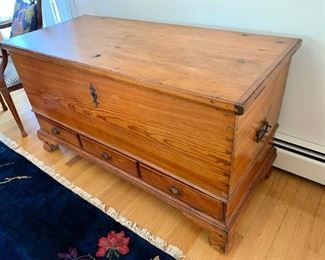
(0, 137, 180, 260)
(58, 230, 160, 260)
(57, 247, 95, 260)
(96, 230, 130, 258)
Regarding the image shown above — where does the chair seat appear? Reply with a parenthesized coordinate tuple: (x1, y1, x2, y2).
(2, 56, 21, 87)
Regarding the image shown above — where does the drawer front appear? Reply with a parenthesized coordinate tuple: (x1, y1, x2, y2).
(36, 115, 81, 148)
(140, 164, 224, 220)
(12, 53, 235, 197)
(80, 136, 139, 177)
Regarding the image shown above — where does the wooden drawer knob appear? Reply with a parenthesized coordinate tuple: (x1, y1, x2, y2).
(169, 186, 181, 196)
(51, 127, 60, 135)
(101, 151, 112, 160)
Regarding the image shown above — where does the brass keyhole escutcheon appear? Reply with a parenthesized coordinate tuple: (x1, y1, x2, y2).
(90, 82, 99, 108)
(101, 152, 112, 160)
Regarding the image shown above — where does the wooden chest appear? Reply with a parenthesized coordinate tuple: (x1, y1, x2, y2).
(1, 16, 301, 253)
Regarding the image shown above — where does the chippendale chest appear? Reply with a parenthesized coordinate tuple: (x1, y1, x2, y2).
(1, 16, 301, 253)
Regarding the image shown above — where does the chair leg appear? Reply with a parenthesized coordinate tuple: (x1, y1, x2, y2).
(0, 88, 27, 137)
(0, 92, 8, 111)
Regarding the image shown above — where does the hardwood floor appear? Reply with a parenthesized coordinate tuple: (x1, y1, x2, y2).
(1, 90, 324, 260)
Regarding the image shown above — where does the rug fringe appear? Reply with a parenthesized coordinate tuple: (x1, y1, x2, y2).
(0, 133, 184, 259)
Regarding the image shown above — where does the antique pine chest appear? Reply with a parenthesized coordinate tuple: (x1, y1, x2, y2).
(1, 16, 301, 253)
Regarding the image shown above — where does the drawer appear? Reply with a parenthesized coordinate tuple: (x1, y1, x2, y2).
(140, 164, 224, 220)
(80, 136, 139, 177)
(36, 115, 81, 148)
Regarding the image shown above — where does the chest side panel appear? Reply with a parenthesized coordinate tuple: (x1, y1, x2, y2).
(229, 57, 291, 195)
(12, 53, 235, 198)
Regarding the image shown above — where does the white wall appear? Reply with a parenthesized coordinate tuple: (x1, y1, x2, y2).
(0, 0, 15, 20)
(75, 0, 325, 151)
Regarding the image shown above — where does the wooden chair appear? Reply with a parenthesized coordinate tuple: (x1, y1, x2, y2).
(0, 0, 42, 137)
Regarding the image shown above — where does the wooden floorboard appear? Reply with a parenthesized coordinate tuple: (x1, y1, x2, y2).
(0, 90, 324, 260)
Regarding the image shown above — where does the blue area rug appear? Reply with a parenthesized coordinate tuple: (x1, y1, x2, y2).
(0, 134, 182, 260)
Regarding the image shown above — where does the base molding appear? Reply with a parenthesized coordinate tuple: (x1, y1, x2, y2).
(37, 127, 276, 254)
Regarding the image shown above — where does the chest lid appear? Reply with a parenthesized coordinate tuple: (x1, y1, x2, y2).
(0, 15, 301, 114)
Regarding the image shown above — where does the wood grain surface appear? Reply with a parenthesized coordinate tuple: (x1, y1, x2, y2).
(11, 53, 234, 198)
(80, 135, 139, 178)
(1, 15, 301, 111)
(1, 16, 303, 253)
(140, 164, 224, 220)
(1, 90, 324, 259)
(230, 57, 291, 194)
(36, 114, 81, 148)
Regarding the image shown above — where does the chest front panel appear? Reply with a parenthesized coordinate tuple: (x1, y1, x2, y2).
(12, 53, 236, 198)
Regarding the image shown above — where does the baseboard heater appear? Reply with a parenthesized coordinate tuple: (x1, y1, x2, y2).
(273, 137, 325, 185)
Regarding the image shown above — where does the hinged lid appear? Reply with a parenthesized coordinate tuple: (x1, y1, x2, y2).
(0, 15, 301, 114)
